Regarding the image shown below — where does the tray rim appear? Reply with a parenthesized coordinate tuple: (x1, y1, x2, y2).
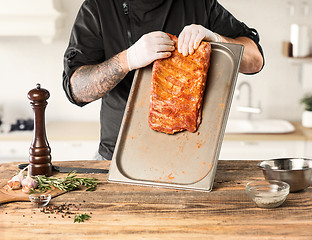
(108, 42, 244, 192)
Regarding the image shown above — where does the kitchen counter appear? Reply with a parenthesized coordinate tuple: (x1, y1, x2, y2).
(1, 121, 311, 163)
(299, 122, 312, 140)
(0, 122, 101, 163)
(1, 121, 311, 141)
(0, 121, 100, 141)
(1, 160, 312, 239)
(224, 121, 312, 141)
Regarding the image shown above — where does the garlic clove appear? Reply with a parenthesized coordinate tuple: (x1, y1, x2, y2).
(7, 165, 30, 190)
(7, 180, 22, 190)
(7, 167, 27, 190)
(22, 185, 32, 193)
(21, 177, 38, 190)
(21, 168, 38, 191)
(11, 173, 24, 182)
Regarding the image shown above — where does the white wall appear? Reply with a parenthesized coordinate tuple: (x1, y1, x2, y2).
(0, 0, 98, 124)
(220, 0, 312, 120)
(0, 0, 311, 125)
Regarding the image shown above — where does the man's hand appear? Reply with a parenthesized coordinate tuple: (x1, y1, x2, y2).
(178, 24, 221, 56)
(127, 31, 175, 71)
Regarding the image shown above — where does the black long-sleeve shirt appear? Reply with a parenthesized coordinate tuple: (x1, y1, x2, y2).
(63, 0, 264, 160)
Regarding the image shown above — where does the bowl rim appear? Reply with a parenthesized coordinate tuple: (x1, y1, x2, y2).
(29, 193, 51, 200)
(246, 180, 290, 193)
(257, 158, 312, 172)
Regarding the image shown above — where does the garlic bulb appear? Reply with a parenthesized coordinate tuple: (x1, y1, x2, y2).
(22, 168, 38, 193)
(7, 166, 27, 190)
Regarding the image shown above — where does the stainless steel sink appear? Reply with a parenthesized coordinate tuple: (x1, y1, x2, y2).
(225, 119, 295, 134)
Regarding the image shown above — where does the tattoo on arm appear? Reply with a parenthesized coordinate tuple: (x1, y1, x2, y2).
(70, 51, 128, 103)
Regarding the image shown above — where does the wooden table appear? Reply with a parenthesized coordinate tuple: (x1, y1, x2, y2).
(1, 160, 311, 239)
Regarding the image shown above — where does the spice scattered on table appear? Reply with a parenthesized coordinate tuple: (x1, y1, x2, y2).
(41, 203, 78, 216)
(39, 203, 92, 223)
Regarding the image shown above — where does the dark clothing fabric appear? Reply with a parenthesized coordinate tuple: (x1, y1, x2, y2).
(63, 0, 264, 160)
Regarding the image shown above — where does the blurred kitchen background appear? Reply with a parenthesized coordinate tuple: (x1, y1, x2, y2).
(0, 0, 311, 162)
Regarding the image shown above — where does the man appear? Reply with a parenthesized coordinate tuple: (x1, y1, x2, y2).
(63, 0, 264, 160)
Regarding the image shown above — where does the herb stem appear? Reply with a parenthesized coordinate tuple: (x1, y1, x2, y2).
(31, 171, 99, 193)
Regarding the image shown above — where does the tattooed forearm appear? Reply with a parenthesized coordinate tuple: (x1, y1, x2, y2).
(70, 50, 129, 103)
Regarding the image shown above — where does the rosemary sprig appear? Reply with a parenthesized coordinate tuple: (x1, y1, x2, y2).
(32, 171, 99, 193)
(74, 213, 91, 223)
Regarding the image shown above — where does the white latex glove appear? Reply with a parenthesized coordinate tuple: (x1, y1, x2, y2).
(178, 24, 221, 56)
(127, 31, 175, 71)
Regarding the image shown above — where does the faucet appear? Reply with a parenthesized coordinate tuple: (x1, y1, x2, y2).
(235, 81, 262, 120)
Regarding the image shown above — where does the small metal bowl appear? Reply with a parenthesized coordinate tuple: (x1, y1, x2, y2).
(258, 158, 312, 192)
(246, 180, 289, 208)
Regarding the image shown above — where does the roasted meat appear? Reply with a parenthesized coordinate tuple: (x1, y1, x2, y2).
(148, 34, 211, 134)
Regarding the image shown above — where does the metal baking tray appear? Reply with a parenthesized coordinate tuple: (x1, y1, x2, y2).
(108, 42, 243, 192)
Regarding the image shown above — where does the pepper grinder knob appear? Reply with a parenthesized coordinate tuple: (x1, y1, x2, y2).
(28, 83, 52, 176)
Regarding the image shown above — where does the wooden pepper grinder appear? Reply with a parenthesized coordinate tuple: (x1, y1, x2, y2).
(28, 83, 52, 176)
